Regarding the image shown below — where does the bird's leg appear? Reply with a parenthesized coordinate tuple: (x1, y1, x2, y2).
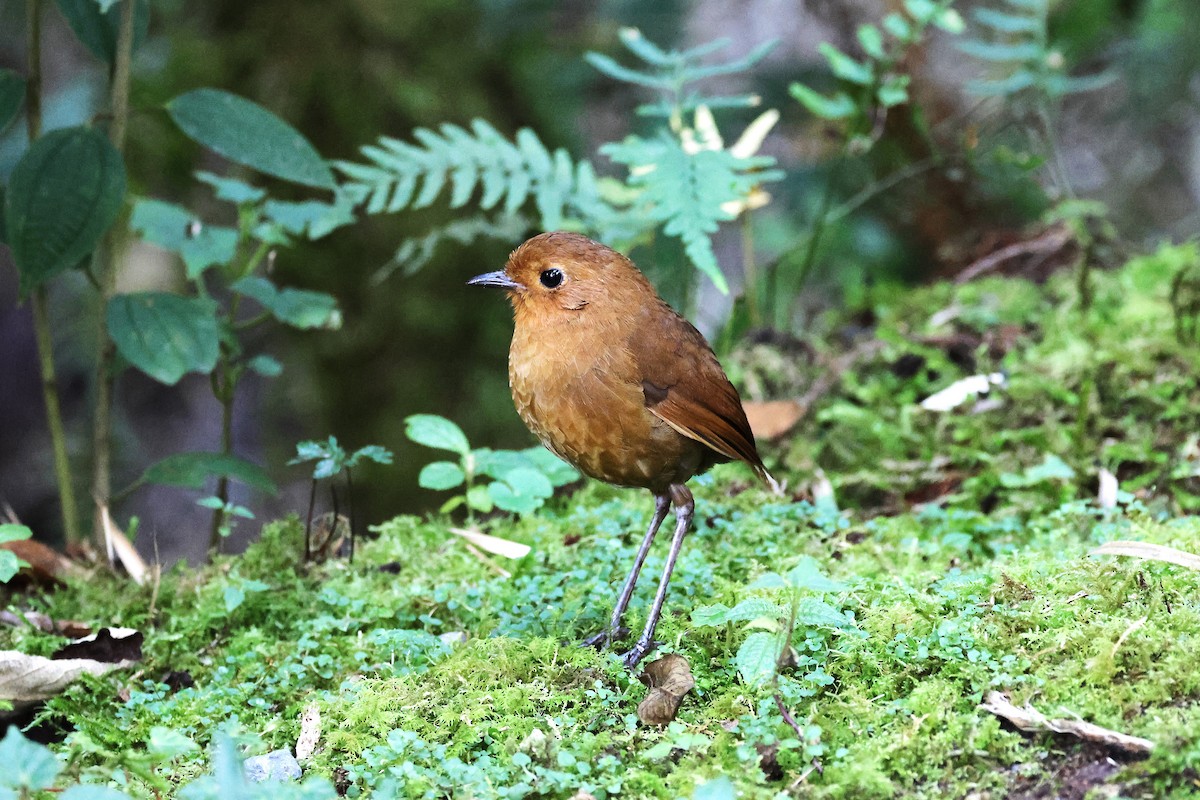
(621, 484, 694, 669)
(583, 492, 671, 650)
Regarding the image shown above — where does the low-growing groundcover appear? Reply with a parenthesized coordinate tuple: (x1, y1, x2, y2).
(3, 243, 1200, 798)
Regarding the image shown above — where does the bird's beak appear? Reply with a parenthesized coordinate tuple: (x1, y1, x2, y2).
(467, 270, 522, 290)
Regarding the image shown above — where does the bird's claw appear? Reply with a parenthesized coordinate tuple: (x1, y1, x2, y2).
(619, 636, 660, 669)
(582, 625, 629, 650)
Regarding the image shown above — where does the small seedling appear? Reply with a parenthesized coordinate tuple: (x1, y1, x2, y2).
(405, 414, 579, 521)
(290, 436, 394, 562)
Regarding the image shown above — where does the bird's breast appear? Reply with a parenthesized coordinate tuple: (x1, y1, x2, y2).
(508, 315, 702, 491)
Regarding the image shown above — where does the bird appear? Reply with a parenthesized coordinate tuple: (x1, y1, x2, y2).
(469, 231, 776, 668)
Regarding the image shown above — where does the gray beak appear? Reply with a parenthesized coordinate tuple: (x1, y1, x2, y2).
(467, 270, 522, 290)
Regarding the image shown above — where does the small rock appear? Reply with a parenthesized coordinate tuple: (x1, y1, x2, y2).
(244, 748, 301, 782)
(439, 631, 468, 647)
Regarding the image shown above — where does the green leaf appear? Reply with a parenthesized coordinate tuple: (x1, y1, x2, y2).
(167, 89, 334, 190)
(0, 523, 32, 545)
(735, 631, 780, 686)
(466, 484, 493, 513)
(693, 776, 737, 800)
(785, 556, 846, 592)
(795, 597, 852, 629)
(726, 596, 787, 622)
(405, 414, 470, 455)
(54, 0, 149, 65)
(0, 726, 62, 790)
(141, 452, 277, 494)
(194, 171, 267, 204)
(966, 70, 1038, 96)
(690, 603, 733, 627)
(488, 481, 542, 515)
(518, 447, 580, 486)
(746, 571, 787, 590)
(818, 42, 873, 85)
(934, 7, 965, 33)
(147, 727, 200, 759)
(877, 74, 911, 107)
(107, 293, 220, 384)
(882, 12, 912, 40)
(246, 354, 282, 377)
(972, 8, 1041, 33)
(262, 197, 353, 237)
(129, 198, 239, 279)
(856, 25, 886, 60)
(5, 127, 127, 294)
(501, 467, 554, 499)
(956, 40, 1043, 62)
(903, 0, 938, 23)
(789, 83, 857, 120)
(419, 461, 466, 491)
(231, 276, 341, 330)
(347, 445, 393, 467)
(0, 69, 25, 135)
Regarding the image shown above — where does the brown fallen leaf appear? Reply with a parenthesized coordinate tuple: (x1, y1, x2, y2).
(99, 505, 149, 585)
(0, 537, 77, 588)
(636, 653, 695, 726)
(0, 649, 137, 701)
(0, 610, 92, 638)
(979, 691, 1153, 757)
(743, 400, 805, 441)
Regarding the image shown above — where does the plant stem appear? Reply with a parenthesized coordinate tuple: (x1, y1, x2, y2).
(740, 213, 760, 328)
(24, 0, 83, 546)
(90, 0, 135, 548)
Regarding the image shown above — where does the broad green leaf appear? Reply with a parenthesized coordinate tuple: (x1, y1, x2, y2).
(107, 293, 219, 384)
(6, 127, 126, 294)
(690, 603, 733, 627)
(0, 726, 62, 790)
(819, 43, 873, 85)
(405, 414, 470, 455)
(745, 571, 787, 590)
(231, 276, 341, 330)
(147, 727, 200, 759)
(693, 776, 737, 800)
(130, 198, 239, 279)
(519, 447, 580, 486)
(734, 631, 780, 686)
(789, 83, 857, 120)
(167, 89, 335, 190)
(262, 198, 351, 236)
(194, 171, 266, 204)
(785, 556, 846, 592)
(54, 0, 149, 65)
(725, 596, 787, 622)
(141, 452, 277, 494)
(501, 467, 554, 499)
(418, 461, 466, 491)
(488, 481, 542, 515)
(0, 69, 25, 134)
(0, 523, 32, 544)
(795, 597, 852, 629)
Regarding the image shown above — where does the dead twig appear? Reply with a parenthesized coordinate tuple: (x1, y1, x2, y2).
(980, 691, 1153, 757)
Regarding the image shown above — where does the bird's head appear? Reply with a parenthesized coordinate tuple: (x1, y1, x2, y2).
(468, 232, 652, 320)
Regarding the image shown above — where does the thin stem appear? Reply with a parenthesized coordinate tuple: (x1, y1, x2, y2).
(90, 0, 136, 548)
(25, 0, 82, 545)
(740, 214, 760, 328)
(790, 150, 844, 300)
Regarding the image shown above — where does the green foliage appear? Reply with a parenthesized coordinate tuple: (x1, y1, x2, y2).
(790, 0, 963, 151)
(167, 89, 335, 190)
(693, 557, 852, 686)
(4, 127, 127, 294)
(54, 0, 150, 66)
(290, 437, 395, 481)
(137, 452, 278, 495)
(405, 414, 579, 516)
(961, 0, 1114, 100)
(106, 293, 221, 384)
(0, 523, 31, 584)
(341, 29, 781, 300)
(0, 725, 62, 794)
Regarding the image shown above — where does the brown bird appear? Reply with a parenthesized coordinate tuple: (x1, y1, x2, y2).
(469, 231, 776, 668)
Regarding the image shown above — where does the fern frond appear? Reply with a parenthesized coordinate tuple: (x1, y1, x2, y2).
(602, 133, 783, 294)
(336, 122, 618, 240)
(373, 213, 531, 284)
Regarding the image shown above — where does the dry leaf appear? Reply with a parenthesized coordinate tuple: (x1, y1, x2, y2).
(448, 528, 531, 559)
(1097, 468, 1119, 509)
(919, 373, 1006, 412)
(0, 649, 136, 701)
(100, 505, 149, 584)
(0, 537, 77, 587)
(296, 703, 321, 762)
(636, 654, 695, 726)
(1090, 541, 1200, 571)
(743, 400, 805, 441)
(980, 691, 1153, 756)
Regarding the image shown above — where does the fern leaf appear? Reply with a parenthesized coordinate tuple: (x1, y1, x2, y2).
(584, 52, 673, 90)
(617, 27, 676, 66)
(956, 39, 1043, 62)
(387, 173, 417, 213)
(972, 8, 1042, 33)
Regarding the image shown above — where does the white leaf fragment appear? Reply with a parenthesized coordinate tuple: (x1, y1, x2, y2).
(920, 373, 1007, 412)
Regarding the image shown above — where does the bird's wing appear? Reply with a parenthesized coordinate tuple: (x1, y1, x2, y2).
(629, 300, 771, 483)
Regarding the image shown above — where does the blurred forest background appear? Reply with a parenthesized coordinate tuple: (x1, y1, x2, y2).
(0, 0, 1197, 563)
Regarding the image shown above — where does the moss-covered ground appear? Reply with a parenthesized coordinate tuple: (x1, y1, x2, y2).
(3, 243, 1200, 798)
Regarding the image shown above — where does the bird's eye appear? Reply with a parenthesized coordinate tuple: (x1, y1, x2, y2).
(539, 268, 564, 289)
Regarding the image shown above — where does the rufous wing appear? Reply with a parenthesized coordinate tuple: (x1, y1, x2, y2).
(629, 300, 774, 486)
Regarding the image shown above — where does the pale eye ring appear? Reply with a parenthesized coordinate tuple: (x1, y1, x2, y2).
(540, 268, 564, 289)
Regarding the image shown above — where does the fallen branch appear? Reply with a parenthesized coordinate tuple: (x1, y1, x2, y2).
(980, 691, 1153, 757)
(1091, 541, 1200, 571)
(955, 225, 1075, 284)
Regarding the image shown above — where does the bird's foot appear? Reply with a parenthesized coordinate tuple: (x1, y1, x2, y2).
(582, 625, 629, 650)
(619, 636, 660, 669)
